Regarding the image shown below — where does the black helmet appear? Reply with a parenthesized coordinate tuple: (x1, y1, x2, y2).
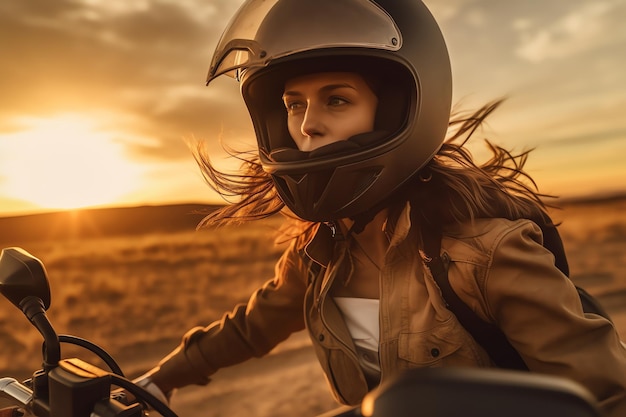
(207, 0, 452, 222)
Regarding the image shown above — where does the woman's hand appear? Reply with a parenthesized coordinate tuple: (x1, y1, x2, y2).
(133, 374, 172, 406)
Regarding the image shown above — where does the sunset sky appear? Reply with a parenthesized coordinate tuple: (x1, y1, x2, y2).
(1, 0, 625, 217)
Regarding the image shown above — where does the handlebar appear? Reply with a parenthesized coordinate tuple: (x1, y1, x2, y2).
(1, 359, 176, 417)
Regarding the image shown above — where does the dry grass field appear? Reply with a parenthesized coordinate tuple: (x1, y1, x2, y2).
(1, 196, 625, 416)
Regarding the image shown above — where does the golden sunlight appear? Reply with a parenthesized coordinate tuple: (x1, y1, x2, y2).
(1, 114, 144, 211)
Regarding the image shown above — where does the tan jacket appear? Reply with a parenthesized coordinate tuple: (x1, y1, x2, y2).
(153, 207, 626, 415)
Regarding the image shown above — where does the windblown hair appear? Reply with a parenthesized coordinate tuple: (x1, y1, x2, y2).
(422, 100, 554, 226)
(191, 99, 554, 230)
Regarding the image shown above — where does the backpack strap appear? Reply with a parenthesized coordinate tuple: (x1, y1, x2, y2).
(529, 215, 612, 320)
(421, 220, 529, 370)
(531, 212, 569, 276)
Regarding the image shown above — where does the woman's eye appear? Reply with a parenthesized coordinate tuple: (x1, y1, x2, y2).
(285, 101, 304, 112)
(328, 96, 348, 106)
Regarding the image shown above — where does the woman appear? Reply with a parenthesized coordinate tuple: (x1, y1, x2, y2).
(136, 0, 626, 415)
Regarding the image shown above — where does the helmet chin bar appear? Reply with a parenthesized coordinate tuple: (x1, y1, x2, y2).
(273, 163, 385, 222)
(266, 130, 395, 222)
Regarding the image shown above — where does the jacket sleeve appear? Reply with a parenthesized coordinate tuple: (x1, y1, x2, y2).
(480, 219, 626, 416)
(149, 238, 309, 391)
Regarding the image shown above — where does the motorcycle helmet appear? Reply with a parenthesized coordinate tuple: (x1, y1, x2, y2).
(206, 0, 452, 222)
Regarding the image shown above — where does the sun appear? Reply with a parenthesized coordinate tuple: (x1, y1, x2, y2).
(1, 114, 144, 211)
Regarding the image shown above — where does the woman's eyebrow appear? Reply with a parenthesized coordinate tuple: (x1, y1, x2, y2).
(282, 83, 356, 99)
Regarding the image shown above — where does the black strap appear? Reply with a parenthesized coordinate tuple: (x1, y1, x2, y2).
(530, 212, 569, 276)
(421, 220, 529, 370)
(532, 218, 612, 320)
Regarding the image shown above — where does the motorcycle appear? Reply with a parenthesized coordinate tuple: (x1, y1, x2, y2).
(0, 247, 605, 417)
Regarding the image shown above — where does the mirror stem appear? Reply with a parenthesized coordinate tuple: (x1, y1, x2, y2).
(20, 296, 60, 370)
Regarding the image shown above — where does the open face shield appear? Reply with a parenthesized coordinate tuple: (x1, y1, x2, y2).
(206, 0, 402, 84)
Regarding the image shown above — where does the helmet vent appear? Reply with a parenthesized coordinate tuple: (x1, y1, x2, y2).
(284, 173, 306, 183)
(350, 166, 384, 201)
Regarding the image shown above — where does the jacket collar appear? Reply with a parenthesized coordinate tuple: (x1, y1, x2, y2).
(304, 202, 413, 268)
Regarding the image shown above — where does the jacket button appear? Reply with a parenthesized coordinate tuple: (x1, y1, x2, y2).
(431, 348, 440, 357)
(318, 334, 325, 342)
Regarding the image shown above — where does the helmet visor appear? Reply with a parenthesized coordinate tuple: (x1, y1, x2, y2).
(207, 0, 402, 83)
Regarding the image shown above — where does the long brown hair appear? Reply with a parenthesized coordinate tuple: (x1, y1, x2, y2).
(421, 99, 554, 226)
(191, 99, 554, 230)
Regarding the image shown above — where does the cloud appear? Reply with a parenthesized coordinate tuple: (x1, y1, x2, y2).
(515, 1, 626, 62)
(0, 0, 216, 98)
(0, 0, 248, 164)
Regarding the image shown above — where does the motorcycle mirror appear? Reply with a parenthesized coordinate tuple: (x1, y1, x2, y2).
(0, 247, 51, 311)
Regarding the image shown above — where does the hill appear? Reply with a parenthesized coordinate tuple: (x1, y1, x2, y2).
(1, 191, 625, 247)
(0, 203, 221, 247)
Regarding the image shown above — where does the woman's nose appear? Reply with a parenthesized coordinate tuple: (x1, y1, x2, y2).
(300, 103, 323, 138)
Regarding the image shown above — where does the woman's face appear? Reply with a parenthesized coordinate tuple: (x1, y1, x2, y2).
(282, 72, 378, 152)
